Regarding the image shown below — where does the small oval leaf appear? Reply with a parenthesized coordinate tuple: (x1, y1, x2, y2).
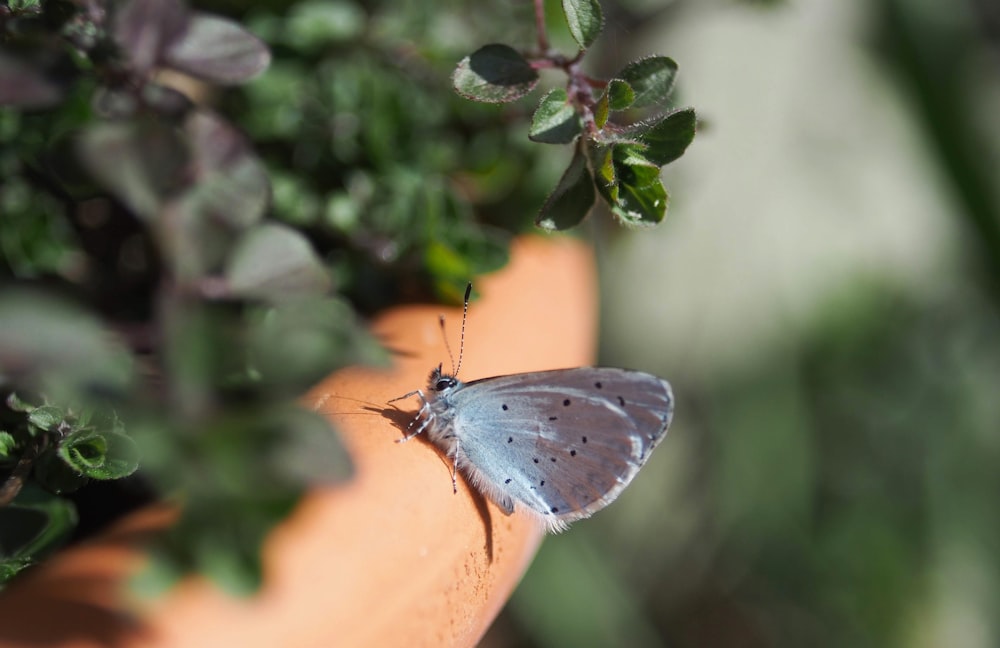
(606, 79, 635, 111)
(164, 12, 271, 84)
(537, 148, 595, 231)
(453, 44, 539, 104)
(529, 88, 581, 144)
(632, 107, 697, 166)
(619, 56, 678, 108)
(612, 179, 668, 226)
(562, 0, 604, 50)
(226, 224, 332, 300)
(113, 0, 190, 74)
(594, 92, 610, 129)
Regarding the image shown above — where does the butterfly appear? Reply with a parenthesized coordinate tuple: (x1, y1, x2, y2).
(391, 285, 674, 532)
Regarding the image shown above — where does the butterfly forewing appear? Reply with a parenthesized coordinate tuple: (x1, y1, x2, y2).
(446, 367, 673, 530)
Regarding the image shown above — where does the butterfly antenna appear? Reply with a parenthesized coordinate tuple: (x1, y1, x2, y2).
(455, 282, 472, 377)
(438, 314, 456, 376)
(438, 283, 472, 377)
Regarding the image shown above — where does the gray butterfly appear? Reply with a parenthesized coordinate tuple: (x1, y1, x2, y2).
(392, 287, 674, 532)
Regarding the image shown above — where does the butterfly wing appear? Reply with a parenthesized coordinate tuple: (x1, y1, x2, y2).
(448, 367, 673, 531)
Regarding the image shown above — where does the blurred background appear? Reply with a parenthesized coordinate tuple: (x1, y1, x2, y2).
(486, 0, 1000, 646)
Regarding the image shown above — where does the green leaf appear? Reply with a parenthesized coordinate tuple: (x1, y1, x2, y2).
(529, 89, 581, 144)
(562, 0, 604, 49)
(0, 431, 16, 458)
(611, 178, 668, 226)
(285, 0, 365, 50)
(248, 296, 387, 395)
(27, 406, 64, 432)
(619, 56, 678, 108)
(32, 449, 89, 494)
(453, 44, 539, 104)
(594, 92, 609, 130)
(5, 393, 34, 413)
(425, 225, 510, 298)
(588, 144, 617, 201)
(606, 79, 635, 111)
(594, 80, 634, 129)
(632, 107, 697, 166)
(57, 428, 140, 481)
(265, 406, 354, 486)
(226, 224, 332, 301)
(0, 485, 77, 585)
(614, 157, 661, 190)
(537, 148, 595, 231)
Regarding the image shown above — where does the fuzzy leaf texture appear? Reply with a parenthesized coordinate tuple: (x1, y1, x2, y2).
(453, 44, 539, 103)
(631, 107, 697, 166)
(562, 0, 604, 49)
(619, 56, 678, 108)
(529, 89, 582, 144)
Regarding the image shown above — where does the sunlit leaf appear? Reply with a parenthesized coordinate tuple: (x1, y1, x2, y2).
(165, 12, 271, 84)
(453, 44, 539, 104)
(562, 0, 603, 50)
(529, 88, 581, 144)
(631, 107, 696, 166)
(619, 56, 678, 108)
(226, 224, 331, 300)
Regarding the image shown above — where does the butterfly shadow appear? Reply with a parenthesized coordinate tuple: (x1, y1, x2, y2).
(367, 404, 496, 563)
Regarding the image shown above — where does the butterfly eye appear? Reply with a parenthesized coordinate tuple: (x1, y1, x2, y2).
(434, 377, 456, 392)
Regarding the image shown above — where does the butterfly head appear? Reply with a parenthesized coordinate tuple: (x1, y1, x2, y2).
(429, 363, 460, 393)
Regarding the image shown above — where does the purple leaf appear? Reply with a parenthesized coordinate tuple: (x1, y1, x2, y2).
(178, 110, 270, 228)
(165, 13, 271, 85)
(113, 0, 190, 74)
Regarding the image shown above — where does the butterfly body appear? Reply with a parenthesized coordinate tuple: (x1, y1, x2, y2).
(405, 364, 674, 532)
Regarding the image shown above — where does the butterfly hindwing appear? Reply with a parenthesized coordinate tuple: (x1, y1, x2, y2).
(446, 367, 673, 530)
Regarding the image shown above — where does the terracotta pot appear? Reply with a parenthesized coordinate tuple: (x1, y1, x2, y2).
(0, 235, 597, 647)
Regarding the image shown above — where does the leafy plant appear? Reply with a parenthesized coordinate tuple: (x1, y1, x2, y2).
(453, 0, 697, 229)
(0, 0, 696, 593)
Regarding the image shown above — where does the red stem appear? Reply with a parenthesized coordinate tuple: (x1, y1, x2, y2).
(533, 0, 549, 52)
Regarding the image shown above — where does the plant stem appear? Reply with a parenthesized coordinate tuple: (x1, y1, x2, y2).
(0, 443, 41, 507)
(533, 0, 549, 53)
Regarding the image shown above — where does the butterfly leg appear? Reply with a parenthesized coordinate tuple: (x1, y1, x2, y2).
(390, 389, 434, 443)
(450, 436, 460, 494)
